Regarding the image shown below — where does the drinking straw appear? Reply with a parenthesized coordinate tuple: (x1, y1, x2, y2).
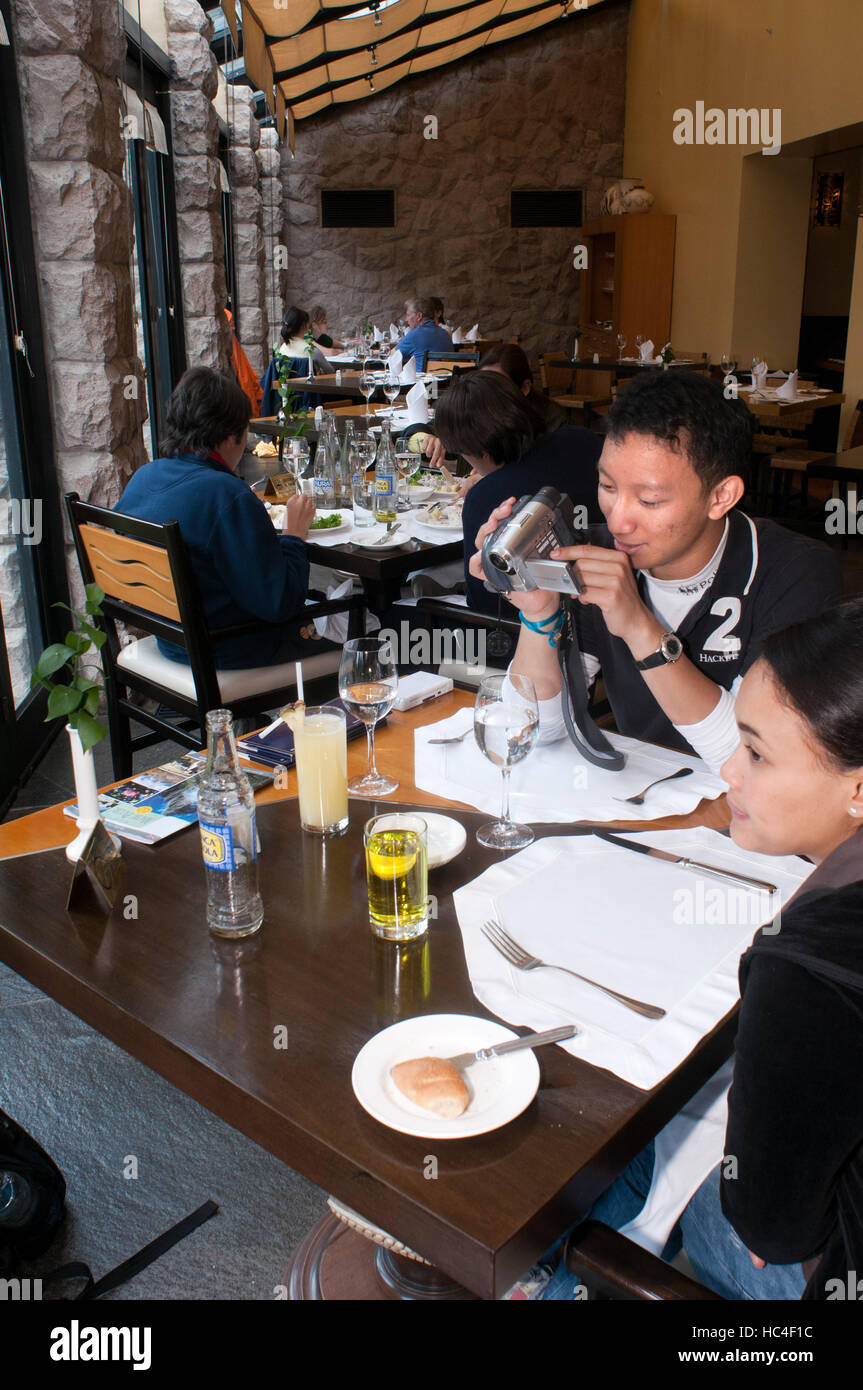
(295, 661, 305, 705)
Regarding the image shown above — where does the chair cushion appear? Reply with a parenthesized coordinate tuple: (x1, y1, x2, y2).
(117, 636, 340, 702)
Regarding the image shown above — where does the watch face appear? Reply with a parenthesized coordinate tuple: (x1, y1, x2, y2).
(662, 634, 683, 661)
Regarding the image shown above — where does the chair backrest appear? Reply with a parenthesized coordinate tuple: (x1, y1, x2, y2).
(539, 352, 571, 394)
(427, 350, 479, 369)
(65, 494, 222, 711)
(842, 399, 863, 451)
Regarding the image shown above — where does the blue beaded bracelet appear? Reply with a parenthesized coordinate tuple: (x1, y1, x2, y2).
(519, 608, 565, 646)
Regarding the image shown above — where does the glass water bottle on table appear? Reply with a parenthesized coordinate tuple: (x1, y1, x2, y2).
(198, 709, 263, 938)
(373, 419, 398, 524)
(338, 636, 399, 796)
(473, 673, 539, 849)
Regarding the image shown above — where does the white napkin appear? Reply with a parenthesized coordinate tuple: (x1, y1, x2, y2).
(465, 324, 479, 341)
(775, 370, 799, 400)
(389, 322, 399, 341)
(452, 326, 464, 344)
(414, 710, 725, 822)
(310, 578, 380, 641)
(638, 339, 655, 363)
(399, 358, 417, 385)
(387, 349, 403, 376)
(406, 382, 429, 425)
(453, 830, 810, 1089)
(374, 324, 383, 341)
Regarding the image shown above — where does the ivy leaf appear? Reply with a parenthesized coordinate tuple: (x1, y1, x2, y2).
(47, 685, 84, 720)
(69, 709, 107, 753)
(79, 622, 106, 650)
(64, 632, 90, 656)
(85, 583, 105, 606)
(73, 675, 101, 693)
(83, 687, 100, 716)
(33, 644, 74, 682)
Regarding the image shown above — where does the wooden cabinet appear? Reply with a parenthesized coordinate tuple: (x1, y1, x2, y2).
(577, 213, 676, 358)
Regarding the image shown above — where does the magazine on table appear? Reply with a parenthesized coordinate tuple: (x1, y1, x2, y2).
(63, 752, 275, 844)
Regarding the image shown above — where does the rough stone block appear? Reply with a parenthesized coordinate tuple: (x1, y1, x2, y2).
(51, 364, 139, 452)
(14, 0, 123, 70)
(170, 91, 219, 149)
(165, 0, 213, 38)
(234, 220, 264, 263)
(173, 156, 221, 211)
(39, 261, 133, 361)
(177, 208, 223, 255)
(183, 314, 231, 371)
(256, 147, 280, 179)
(29, 163, 130, 262)
(166, 32, 218, 99)
(21, 57, 124, 167)
(227, 146, 259, 186)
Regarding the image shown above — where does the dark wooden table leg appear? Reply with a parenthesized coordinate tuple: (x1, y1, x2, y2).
(285, 1213, 480, 1300)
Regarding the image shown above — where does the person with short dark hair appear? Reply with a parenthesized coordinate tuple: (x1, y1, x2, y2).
(479, 343, 568, 435)
(429, 296, 445, 325)
(396, 296, 453, 371)
(116, 367, 324, 670)
(434, 371, 602, 614)
(308, 305, 343, 350)
(469, 370, 842, 770)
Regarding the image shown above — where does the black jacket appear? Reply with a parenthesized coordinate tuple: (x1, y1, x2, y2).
(575, 511, 842, 752)
(721, 831, 863, 1299)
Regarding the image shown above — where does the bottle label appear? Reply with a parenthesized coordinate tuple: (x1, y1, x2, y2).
(200, 813, 257, 871)
(375, 476, 393, 496)
(314, 477, 332, 498)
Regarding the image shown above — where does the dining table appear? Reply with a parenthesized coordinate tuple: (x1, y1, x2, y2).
(0, 690, 742, 1301)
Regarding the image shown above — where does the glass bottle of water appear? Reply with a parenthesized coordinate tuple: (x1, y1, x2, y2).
(374, 419, 398, 523)
(338, 418, 355, 506)
(198, 709, 263, 938)
(313, 416, 337, 508)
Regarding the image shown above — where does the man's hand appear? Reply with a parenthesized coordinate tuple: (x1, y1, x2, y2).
(550, 543, 660, 657)
(456, 469, 481, 500)
(467, 498, 561, 622)
(423, 434, 446, 468)
(283, 493, 316, 540)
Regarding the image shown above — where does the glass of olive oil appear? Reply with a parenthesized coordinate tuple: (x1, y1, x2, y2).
(364, 813, 428, 940)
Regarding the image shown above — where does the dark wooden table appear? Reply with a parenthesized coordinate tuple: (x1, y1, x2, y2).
(0, 794, 734, 1301)
(306, 533, 464, 609)
(569, 358, 710, 375)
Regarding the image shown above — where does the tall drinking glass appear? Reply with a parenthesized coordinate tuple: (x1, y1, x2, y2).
(473, 673, 539, 849)
(339, 637, 399, 796)
(291, 706, 349, 835)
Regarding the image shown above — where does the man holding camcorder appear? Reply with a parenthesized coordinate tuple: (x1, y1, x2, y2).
(469, 372, 841, 773)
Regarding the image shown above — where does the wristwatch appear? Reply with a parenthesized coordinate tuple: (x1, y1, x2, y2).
(635, 631, 684, 671)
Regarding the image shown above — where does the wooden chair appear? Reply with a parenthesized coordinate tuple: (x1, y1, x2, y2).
(65, 494, 364, 779)
(540, 352, 612, 427)
(426, 350, 479, 372)
(564, 1221, 723, 1300)
(771, 399, 863, 517)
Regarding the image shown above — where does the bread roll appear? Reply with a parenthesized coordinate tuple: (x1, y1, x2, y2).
(391, 1057, 470, 1118)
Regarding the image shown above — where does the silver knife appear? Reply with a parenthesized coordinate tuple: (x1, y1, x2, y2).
(593, 830, 778, 894)
(445, 1025, 577, 1070)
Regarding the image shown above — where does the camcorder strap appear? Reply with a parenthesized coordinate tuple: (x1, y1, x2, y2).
(557, 599, 625, 770)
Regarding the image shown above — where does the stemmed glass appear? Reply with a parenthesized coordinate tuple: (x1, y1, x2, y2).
(720, 353, 737, 383)
(473, 673, 539, 849)
(634, 333, 644, 357)
(360, 367, 376, 421)
(284, 436, 310, 480)
(616, 332, 627, 359)
(338, 637, 399, 797)
(383, 372, 401, 409)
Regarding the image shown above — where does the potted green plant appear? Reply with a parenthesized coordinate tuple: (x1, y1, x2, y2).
(30, 584, 115, 861)
(661, 342, 675, 367)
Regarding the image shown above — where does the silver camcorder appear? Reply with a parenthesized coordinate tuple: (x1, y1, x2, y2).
(481, 487, 587, 595)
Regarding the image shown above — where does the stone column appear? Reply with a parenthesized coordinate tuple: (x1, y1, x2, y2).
(10, 0, 142, 608)
(228, 87, 267, 375)
(164, 0, 231, 373)
(258, 127, 286, 352)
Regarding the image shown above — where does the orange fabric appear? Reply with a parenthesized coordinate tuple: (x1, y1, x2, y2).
(225, 310, 264, 415)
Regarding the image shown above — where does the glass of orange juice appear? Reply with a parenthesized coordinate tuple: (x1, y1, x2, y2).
(291, 706, 349, 835)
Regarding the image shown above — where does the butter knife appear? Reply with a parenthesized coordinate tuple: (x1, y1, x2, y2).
(445, 1025, 577, 1070)
(593, 830, 778, 894)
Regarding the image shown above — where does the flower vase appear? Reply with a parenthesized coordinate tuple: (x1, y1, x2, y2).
(306, 356, 315, 382)
(65, 725, 119, 862)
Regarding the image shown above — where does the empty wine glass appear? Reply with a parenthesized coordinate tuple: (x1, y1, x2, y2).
(360, 367, 376, 421)
(394, 437, 415, 508)
(616, 333, 627, 358)
(383, 372, 401, 407)
(338, 636, 399, 797)
(720, 353, 736, 380)
(473, 673, 539, 849)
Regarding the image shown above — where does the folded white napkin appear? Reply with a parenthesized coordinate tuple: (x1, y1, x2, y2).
(399, 358, 417, 385)
(465, 324, 479, 341)
(386, 348, 403, 376)
(453, 830, 810, 1089)
(452, 327, 464, 344)
(638, 339, 655, 362)
(374, 324, 383, 341)
(775, 370, 799, 400)
(389, 322, 399, 341)
(752, 362, 769, 391)
(311, 577, 380, 641)
(415, 710, 724, 822)
(406, 381, 429, 424)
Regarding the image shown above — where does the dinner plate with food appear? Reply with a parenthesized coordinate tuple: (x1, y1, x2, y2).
(411, 500, 464, 539)
(308, 509, 353, 536)
(351, 1014, 542, 1138)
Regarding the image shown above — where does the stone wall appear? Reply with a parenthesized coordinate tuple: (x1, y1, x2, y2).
(228, 86, 267, 375)
(165, 0, 231, 373)
(282, 3, 628, 367)
(259, 127, 288, 354)
(10, 0, 142, 624)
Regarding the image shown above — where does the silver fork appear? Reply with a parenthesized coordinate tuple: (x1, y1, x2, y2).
(427, 728, 472, 745)
(482, 920, 666, 1020)
(613, 767, 693, 806)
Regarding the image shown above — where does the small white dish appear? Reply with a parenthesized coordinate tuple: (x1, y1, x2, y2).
(407, 485, 435, 504)
(353, 526, 411, 549)
(422, 812, 467, 869)
(308, 508, 352, 537)
(351, 1014, 540, 1139)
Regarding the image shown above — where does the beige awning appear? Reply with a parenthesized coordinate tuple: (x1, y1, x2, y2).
(228, 0, 607, 127)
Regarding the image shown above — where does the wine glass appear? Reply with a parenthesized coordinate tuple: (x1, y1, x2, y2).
(383, 372, 401, 408)
(360, 367, 376, 420)
(284, 436, 310, 480)
(355, 338, 368, 366)
(338, 637, 399, 797)
(473, 673, 539, 849)
(634, 334, 644, 353)
(394, 436, 415, 508)
(616, 332, 627, 359)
